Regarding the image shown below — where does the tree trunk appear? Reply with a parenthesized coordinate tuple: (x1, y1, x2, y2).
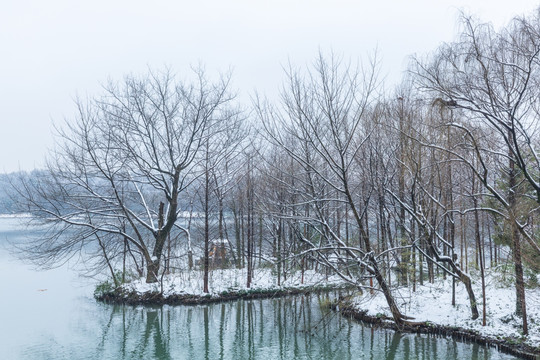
(422, 227, 479, 320)
(146, 259, 159, 283)
(509, 142, 528, 335)
(203, 153, 210, 293)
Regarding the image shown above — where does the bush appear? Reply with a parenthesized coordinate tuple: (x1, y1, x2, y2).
(94, 280, 114, 298)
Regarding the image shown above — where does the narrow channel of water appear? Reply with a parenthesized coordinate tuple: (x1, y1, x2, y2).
(0, 217, 519, 359)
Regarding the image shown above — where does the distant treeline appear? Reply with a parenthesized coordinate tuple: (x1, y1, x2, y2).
(0, 172, 18, 213)
(0, 171, 45, 214)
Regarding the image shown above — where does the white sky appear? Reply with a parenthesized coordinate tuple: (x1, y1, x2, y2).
(1, 0, 538, 173)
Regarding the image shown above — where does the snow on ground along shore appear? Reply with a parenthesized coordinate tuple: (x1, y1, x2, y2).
(123, 268, 345, 297)
(352, 268, 540, 347)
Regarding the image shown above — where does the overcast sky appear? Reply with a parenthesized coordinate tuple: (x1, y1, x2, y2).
(1, 0, 538, 173)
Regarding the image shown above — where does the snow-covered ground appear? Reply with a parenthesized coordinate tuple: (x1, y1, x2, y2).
(352, 268, 540, 347)
(118, 263, 540, 349)
(123, 268, 345, 297)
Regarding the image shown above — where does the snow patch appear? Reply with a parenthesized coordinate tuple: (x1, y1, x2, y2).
(352, 270, 540, 347)
(124, 268, 343, 298)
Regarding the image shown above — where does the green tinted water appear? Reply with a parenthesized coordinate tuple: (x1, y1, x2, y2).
(0, 218, 518, 359)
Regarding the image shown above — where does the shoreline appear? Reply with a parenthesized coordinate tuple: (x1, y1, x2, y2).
(95, 283, 350, 306)
(334, 302, 540, 360)
(96, 283, 539, 359)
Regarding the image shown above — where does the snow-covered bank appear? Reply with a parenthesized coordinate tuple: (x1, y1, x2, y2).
(97, 268, 348, 305)
(96, 265, 539, 357)
(350, 269, 540, 350)
(125, 268, 344, 297)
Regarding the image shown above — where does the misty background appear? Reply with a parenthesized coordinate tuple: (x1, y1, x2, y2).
(1, 0, 538, 174)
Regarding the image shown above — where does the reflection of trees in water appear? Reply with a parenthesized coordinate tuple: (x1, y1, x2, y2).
(87, 296, 511, 360)
(95, 305, 172, 359)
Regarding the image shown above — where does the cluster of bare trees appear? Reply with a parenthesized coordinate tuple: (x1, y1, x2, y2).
(14, 69, 240, 284)
(411, 10, 540, 334)
(13, 8, 540, 335)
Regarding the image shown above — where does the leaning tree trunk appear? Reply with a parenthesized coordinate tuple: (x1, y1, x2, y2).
(345, 186, 410, 325)
(368, 254, 410, 325)
(422, 228, 479, 320)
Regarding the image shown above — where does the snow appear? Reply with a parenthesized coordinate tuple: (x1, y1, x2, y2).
(210, 238, 229, 245)
(124, 268, 344, 297)
(119, 258, 540, 349)
(352, 268, 540, 347)
(0, 213, 31, 218)
(176, 211, 203, 219)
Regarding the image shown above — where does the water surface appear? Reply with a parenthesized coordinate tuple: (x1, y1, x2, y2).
(0, 217, 518, 359)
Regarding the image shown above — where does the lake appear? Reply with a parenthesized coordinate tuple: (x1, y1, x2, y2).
(0, 217, 518, 359)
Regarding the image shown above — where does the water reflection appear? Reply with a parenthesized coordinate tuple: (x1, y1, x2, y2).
(62, 295, 516, 360)
(0, 216, 517, 360)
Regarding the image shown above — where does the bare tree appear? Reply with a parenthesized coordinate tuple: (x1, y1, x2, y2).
(258, 53, 416, 324)
(197, 107, 246, 293)
(14, 67, 238, 283)
(411, 11, 540, 333)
